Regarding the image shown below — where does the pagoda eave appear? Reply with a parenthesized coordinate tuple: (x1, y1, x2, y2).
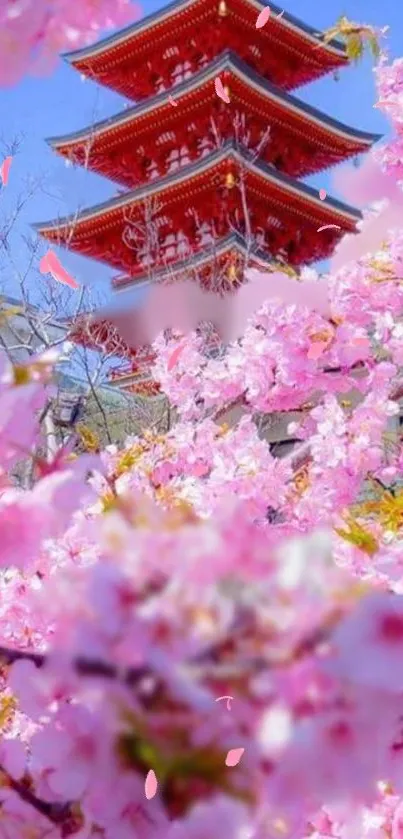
(113, 379, 161, 396)
(34, 143, 361, 238)
(67, 316, 158, 371)
(62, 0, 347, 98)
(69, 318, 158, 396)
(33, 144, 361, 270)
(48, 52, 380, 187)
(111, 233, 286, 291)
(68, 235, 294, 357)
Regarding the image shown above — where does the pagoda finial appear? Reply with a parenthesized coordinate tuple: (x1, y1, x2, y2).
(218, 0, 228, 16)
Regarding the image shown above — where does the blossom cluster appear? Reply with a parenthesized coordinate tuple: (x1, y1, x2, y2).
(0, 334, 403, 839)
(1, 33, 403, 839)
(0, 0, 139, 86)
(375, 57, 403, 181)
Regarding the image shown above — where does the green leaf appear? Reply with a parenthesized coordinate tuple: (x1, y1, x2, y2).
(334, 518, 379, 556)
(367, 33, 381, 59)
(345, 34, 364, 62)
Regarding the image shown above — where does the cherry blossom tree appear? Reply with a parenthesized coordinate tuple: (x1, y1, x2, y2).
(1, 19, 403, 839)
(0, 0, 140, 86)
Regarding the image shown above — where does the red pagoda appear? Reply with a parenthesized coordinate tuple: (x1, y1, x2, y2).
(34, 0, 380, 395)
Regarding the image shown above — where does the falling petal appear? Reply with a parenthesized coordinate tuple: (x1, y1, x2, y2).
(225, 748, 245, 767)
(319, 189, 327, 201)
(0, 156, 12, 187)
(215, 76, 230, 104)
(39, 250, 79, 290)
(256, 6, 270, 28)
(168, 95, 178, 107)
(167, 342, 185, 371)
(317, 224, 341, 232)
(39, 253, 51, 273)
(145, 769, 158, 800)
(215, 695, 234, 710)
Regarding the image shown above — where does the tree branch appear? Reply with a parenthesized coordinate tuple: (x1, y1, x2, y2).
(0, 765, 72, 827)
(286, 378, 403, 472)
(0, 644, 148, 687)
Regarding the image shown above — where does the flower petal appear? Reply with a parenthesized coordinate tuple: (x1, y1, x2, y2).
(145, 769, 158, 799)
(225, 748, 245, 767)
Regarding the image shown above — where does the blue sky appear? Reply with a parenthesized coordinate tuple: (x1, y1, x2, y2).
(1, 0, 403, 307)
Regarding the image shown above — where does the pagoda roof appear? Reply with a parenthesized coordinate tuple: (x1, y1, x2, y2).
(68, 314, 155, 363)
(63, 0, 347, 97)
(68, 235, 282, 362)
(34, 142, 361, 235)
(67, 235, 288, 359)
(111, 232, 279, 290)
(69, 235, 277, 373)
(49, 51, 380, 185)
(34, 142, 361, 270)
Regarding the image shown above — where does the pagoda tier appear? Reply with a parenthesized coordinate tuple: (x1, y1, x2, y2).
(49, 53, 380, 187)
(74, 323, 159, 395)
(108, 369, 161, 397)
(67, 315, 159, 395)
(104, 319, 225, 395)
(63, 0, 347, 100)
(34, 143, 361, 276)
(110, 233, 291, 292)
(69, 310, 227, 396)
(68, 236, 282, 392)
(68, 317, 141, 360)
(68, 235, 278, 370)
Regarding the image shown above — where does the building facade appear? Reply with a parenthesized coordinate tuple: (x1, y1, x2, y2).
(33, 1, 379, 445)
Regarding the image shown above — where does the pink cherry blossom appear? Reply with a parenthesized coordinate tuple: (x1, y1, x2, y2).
(0, 1, 141, 86)
(225, 747, 245, 766)
(144, 769, 158, 799)
(214, 76, 230, 103)
(0, 156, 12, 186)
(40, 250, 80, 290)
(330, 594, 403, 692)
(256, 6, 271, 28)
(1, 30, 403, 839)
